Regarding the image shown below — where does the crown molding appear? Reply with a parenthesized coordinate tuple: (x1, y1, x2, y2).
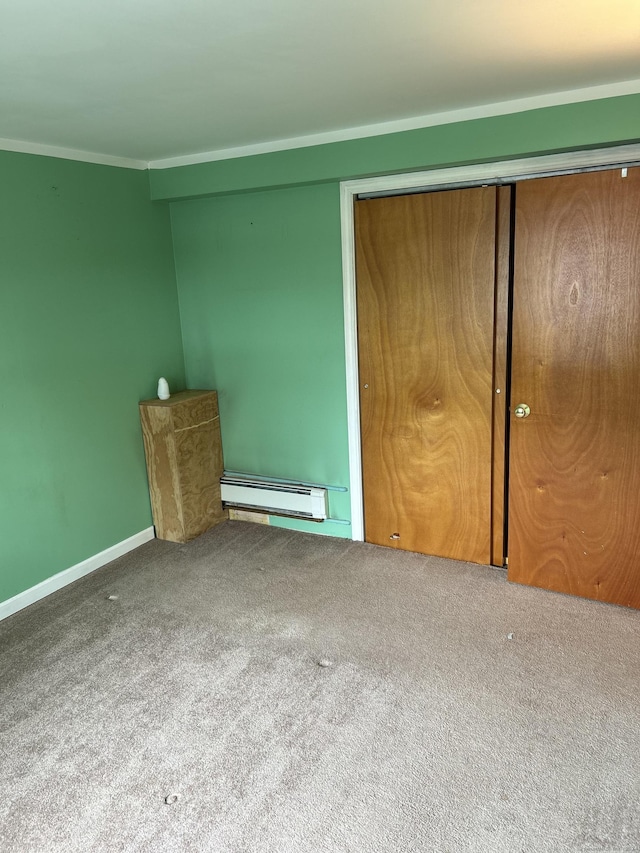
(0, 137, 147, 170)
(2, 78, 639, 172)
(148, 78, 640, 170)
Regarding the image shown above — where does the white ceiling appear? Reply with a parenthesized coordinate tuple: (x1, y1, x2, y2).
(1, 0, 639, 167)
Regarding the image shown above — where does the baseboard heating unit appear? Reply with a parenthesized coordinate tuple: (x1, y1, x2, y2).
(220, 476, 328, 520)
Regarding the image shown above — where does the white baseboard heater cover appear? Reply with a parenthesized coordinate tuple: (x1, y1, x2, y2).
(220, 476, 328, 520)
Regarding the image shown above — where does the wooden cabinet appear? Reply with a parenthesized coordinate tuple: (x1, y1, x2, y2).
(139, 390, 226, 543)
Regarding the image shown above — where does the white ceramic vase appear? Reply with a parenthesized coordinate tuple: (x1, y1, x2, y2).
(157, 377, 170, 400)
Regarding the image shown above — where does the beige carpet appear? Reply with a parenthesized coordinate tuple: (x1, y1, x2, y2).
(1, 521, 639, 852)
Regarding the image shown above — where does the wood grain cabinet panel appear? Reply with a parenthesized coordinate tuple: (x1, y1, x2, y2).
(139, 390, 226, 543)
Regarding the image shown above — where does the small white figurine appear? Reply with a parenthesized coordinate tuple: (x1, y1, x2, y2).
(157, 377, 170, 400)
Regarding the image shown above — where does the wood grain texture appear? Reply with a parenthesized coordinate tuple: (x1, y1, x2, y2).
(139, 390, 226, 543)
(355, 188, 496, 564)
(491, 186, 512, 567)
(139, 404, 184, 541)
(509, 167, 640, 608)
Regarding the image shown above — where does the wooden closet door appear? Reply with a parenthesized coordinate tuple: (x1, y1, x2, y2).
(355, 188, 497, 564)
(509, 168, 640, 608)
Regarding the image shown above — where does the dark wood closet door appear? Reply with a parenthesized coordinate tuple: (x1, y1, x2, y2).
(355, 188, 497, 564)
(509, 168, 640, 608)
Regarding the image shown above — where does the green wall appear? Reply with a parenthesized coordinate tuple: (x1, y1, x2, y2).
(151, 94, 640, 200)
(0, 151, 185, 604)
(3, 94, 640, 603)
(170, 184, 351, 536)
(167, 94, 640, 540)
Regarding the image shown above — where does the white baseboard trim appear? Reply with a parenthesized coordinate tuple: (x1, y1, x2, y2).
(0, 527, 155, 623)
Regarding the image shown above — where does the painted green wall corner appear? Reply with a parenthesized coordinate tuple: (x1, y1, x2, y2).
(170, 183, 351, 537)
(166, 92, 640, 544)
(150, 94, 640, 200)
(0, 151, 185, 604)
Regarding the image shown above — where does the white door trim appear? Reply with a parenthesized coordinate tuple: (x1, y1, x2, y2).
(340, 142, 640, 541)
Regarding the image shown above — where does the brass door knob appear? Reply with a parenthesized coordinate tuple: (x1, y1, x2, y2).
(514, 403, 531, 419)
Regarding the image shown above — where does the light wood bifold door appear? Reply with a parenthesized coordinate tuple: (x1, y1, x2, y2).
(355, 169, 640, 610)
(508, 168, 640, 608)
(355, 187, 499, 565)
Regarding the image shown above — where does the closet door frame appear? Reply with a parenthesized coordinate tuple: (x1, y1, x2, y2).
(340, 143, 640, 544)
